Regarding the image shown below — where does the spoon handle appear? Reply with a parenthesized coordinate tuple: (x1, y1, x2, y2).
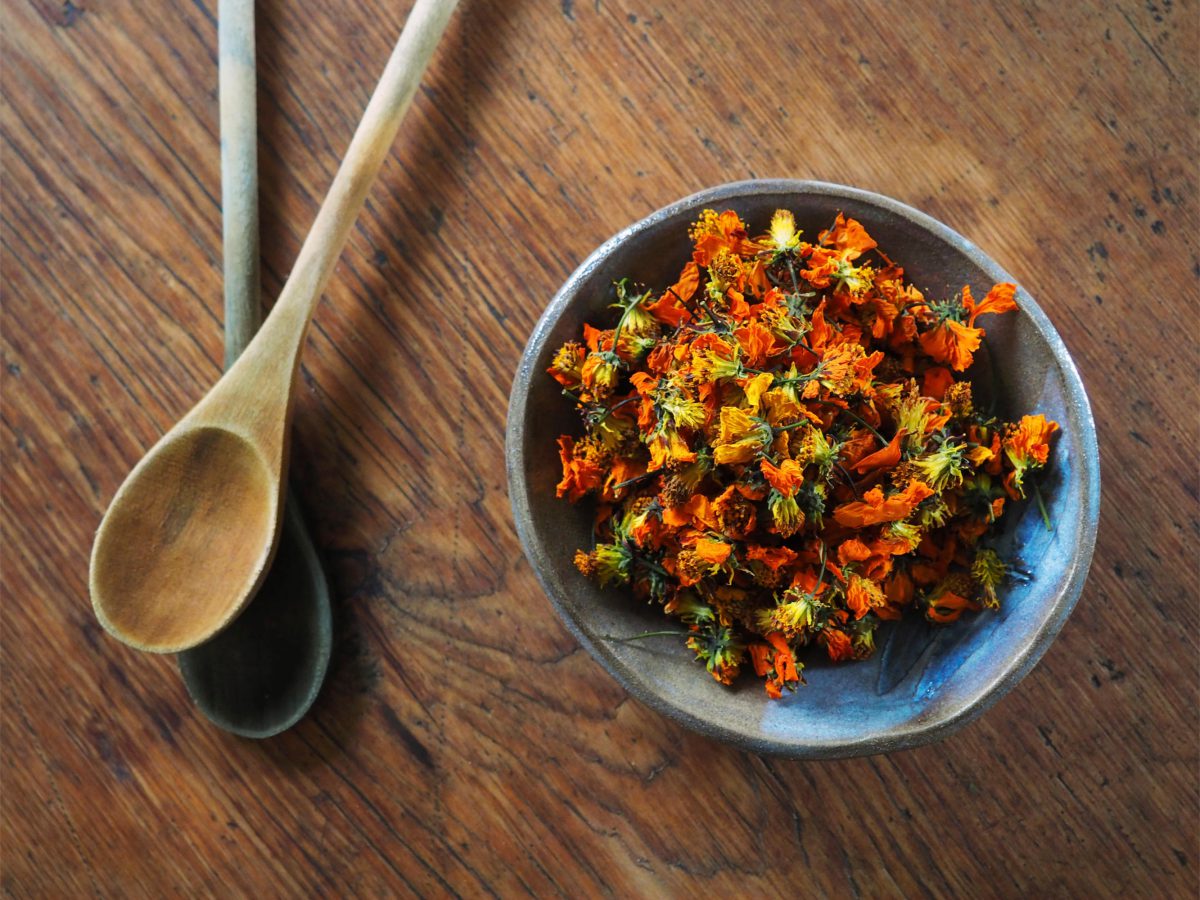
(218, 0, 260, 368)
(235, 0, 459, 379)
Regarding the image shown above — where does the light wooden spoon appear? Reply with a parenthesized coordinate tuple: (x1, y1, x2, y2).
(90, 0, 460, 653)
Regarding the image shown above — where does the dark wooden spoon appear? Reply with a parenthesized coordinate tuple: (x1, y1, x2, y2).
(176, 0, 331, 738)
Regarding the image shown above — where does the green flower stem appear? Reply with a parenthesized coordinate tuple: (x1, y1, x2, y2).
(609, 283, 649, 360)
(786, 256, 802, 295)
(808, 398, 889, 446)
(613, 471, 658, 492)
(834, 461, 862, 499)
(609, 395, 639, 411)
(1031, 475, 1053, 532)
(635, 556, 671, 578)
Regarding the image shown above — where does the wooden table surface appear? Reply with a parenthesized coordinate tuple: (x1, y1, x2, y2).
(4, 0, 1197, 895)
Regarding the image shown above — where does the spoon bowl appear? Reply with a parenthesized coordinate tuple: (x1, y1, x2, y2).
(91, 425, 278, 652)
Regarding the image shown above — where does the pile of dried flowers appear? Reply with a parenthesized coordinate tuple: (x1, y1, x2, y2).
(549, 208, 1058, 697)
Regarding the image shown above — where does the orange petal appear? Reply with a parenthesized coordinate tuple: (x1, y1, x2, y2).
(851, 429, 905, 474)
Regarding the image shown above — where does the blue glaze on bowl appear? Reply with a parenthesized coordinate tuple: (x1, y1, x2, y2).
(506, 180, 1100, 759)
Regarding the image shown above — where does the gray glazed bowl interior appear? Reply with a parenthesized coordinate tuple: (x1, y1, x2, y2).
(507, 180, 1100, 758)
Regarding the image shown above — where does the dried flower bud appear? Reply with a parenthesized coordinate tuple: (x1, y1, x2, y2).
(581, 351, 620, 399)
(548, 341, 586, 389)
(945, 380, 974, 418)
(769, 491, 805, 537)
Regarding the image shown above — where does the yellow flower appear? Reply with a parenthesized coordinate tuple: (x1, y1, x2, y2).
(880, 520, 922, 554)
(620, 304, 658, 338)
(712, 406, 772, 465)
(791, 425, 838, 473)
(658, 452, 712, 505)
(971, 548, 1006, 609)
(884, 382, 941, 454)
(759, 589, 820, 640)
(661, 395, 707, 430)
(768, 491, 805, 537)
(574, 542, 631, 587)
(760, 387, 808, 428)
(741, 371, 775, 414)
(647, 426, 696, 471)
(765, 209, 801, 253)
(547, 341, 585, 389)
(832, 260, 875, 296)
(590, 406, 635, 450)
(708, 247, 743, 289)
(690, 334, 742, 381)
(912, 439, 967, 492)
(1002, 414, 1059, 497)
(664, 591, 714, 624)
(945, 381, 973, 418)
(846, 574, 886, 619)
(581, 351, 619, 399)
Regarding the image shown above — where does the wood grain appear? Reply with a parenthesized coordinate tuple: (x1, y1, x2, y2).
(3, 0, 1196, 895)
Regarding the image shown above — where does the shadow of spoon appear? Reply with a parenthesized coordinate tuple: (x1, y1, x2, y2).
(178, 491, 332, 738)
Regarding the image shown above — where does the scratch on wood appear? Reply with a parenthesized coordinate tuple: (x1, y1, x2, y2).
(1117, 6, 1177, 82)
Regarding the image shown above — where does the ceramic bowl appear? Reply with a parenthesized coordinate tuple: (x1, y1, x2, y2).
(506, 180, 1100, 759)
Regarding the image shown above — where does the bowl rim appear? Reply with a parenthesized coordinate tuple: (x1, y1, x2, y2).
(506, 178, 1101, 758)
